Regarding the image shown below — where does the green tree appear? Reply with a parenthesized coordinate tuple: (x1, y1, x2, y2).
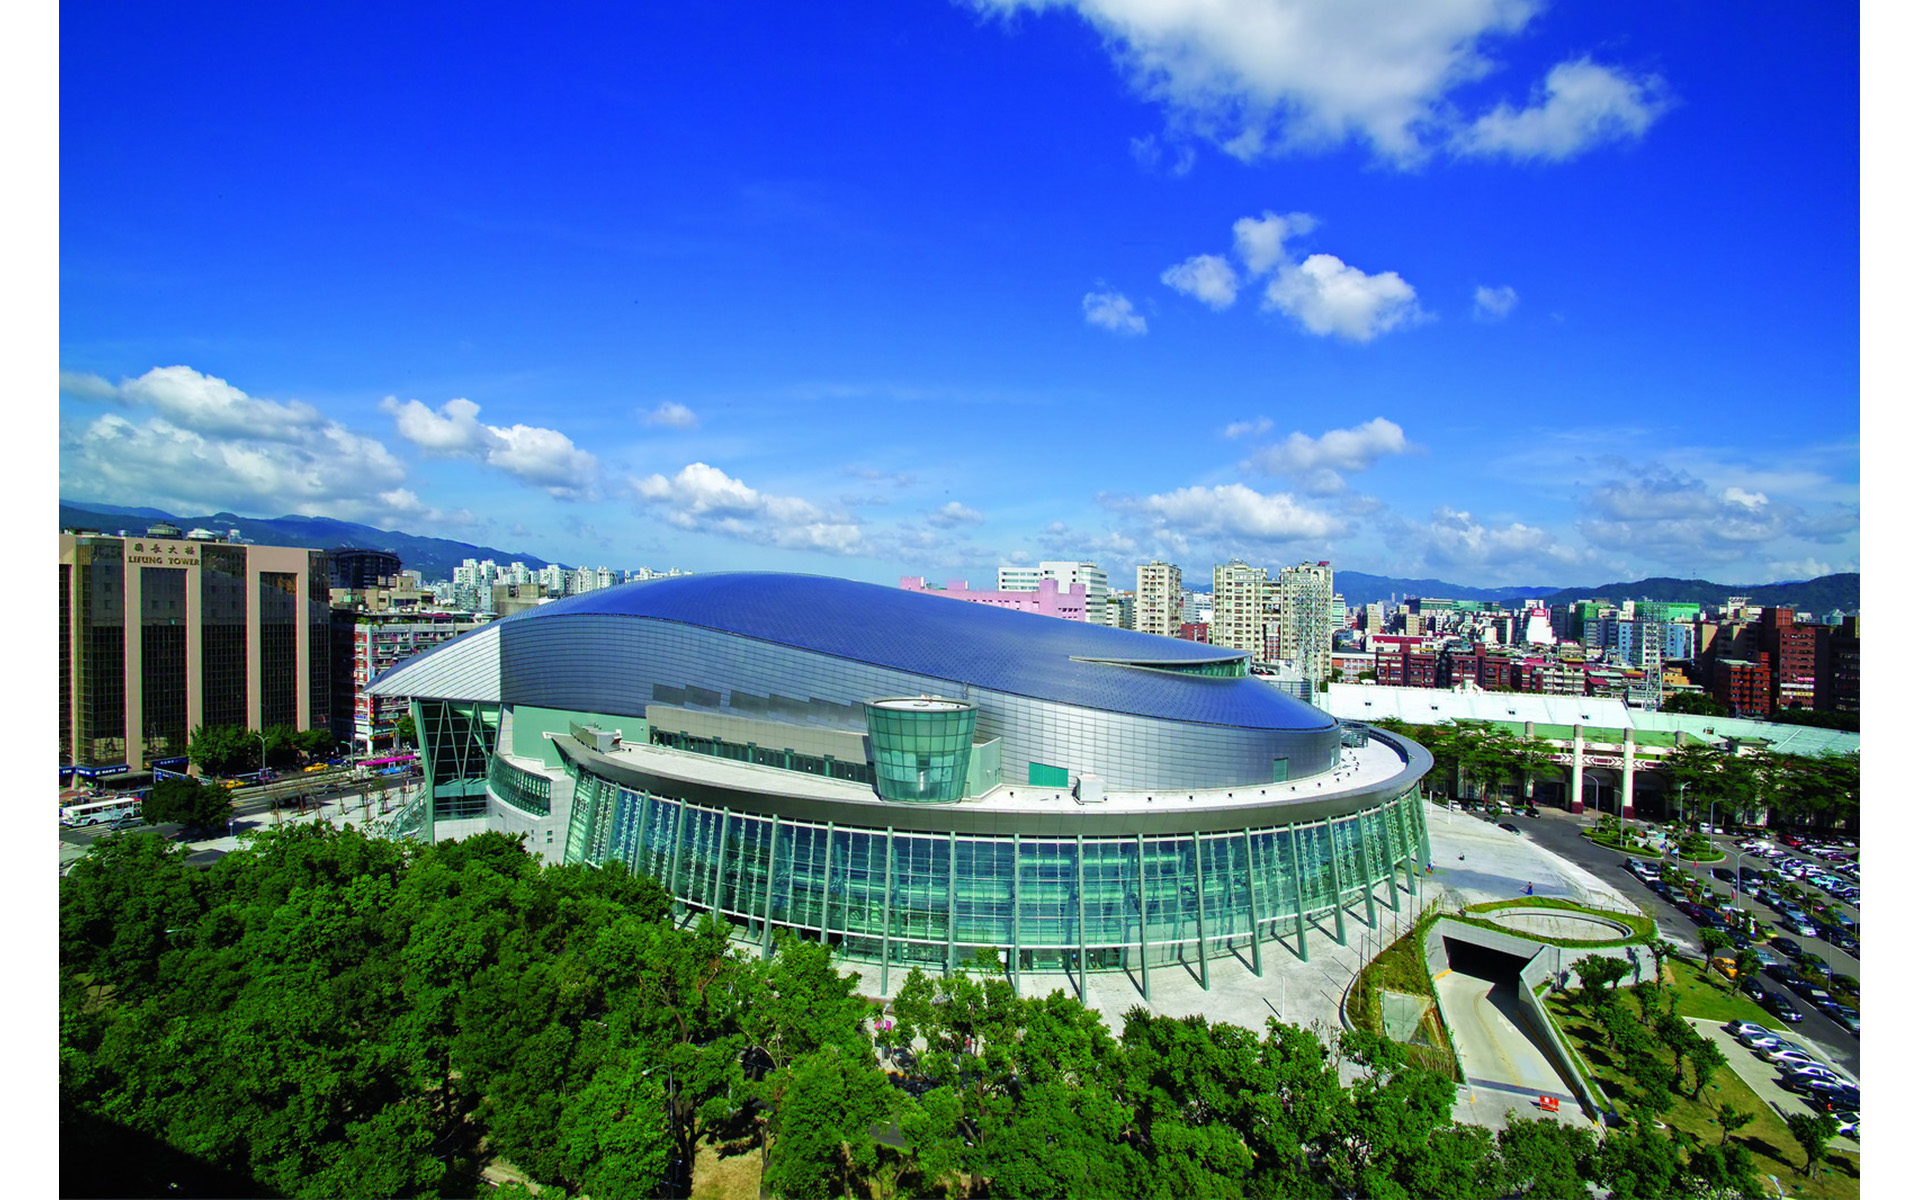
(764, 1045, 896, 1200)
(1596, 1118, 1681, 1199)
(187, 723, 254, 776)
(1785, 1112, 1840, 1176)
(556, 1058, 673, 1200)
(1660, 692, 1727, 718)
(143, 776, 234, 833)
(1717, 1103, 1755, 1146)
(1684, 1033, 1727, 1099)
(1699, 928, 1732, 959)
(1683, 1140, 1761, 1197)
(392, 713, 418, 748)
(1570, 954, 1632, 996)
(1494, 1118, 1598, 1199)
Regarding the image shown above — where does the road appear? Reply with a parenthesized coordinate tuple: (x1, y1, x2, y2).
(60, 772, 423, 871)
(1435, 968, 1587, 1130)
(1472, 806, 1859, 1078)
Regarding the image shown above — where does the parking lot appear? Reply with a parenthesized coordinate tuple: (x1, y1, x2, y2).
(1692, 1017, 1859, 1146)
(1460, 806, 1859, 1079)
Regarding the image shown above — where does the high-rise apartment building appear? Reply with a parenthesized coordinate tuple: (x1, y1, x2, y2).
(998, 562, 1109, 625)
(1102, 589, 1134, 630)
(1135, 561, 1182, 639)
(60, 528, 331, 775)
(1210, 560, 1270, 659)
(348, 612, 489, 755)
(1274, 561, 1337, 687)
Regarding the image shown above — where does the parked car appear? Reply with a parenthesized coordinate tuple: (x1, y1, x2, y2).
(1781, 1065, 1842, 1085)
(1805, 1080, 1861, 1110)
(1761, 992, 1805, 1023)
(1831, 1111, 1859, 1138)
(1771, 937, 1804, 959)
(1498, 822, 1521, 834)
(1739, 977, 1767, 1001)
(1727, 1021, 1771, 1039)
(1766, 1048, 1822, 1068)
(1796, 986, 1836, 1010)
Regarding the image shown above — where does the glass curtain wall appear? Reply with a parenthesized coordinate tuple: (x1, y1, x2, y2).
(417, 699, 499, 819)
(563, 767, 1429, 979)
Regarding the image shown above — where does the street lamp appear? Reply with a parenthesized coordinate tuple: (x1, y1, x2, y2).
(254, 729, 269, 780)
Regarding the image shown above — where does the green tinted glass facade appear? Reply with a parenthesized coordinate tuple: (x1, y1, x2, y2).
(864, 699, 977, 803)
(560, 767, 1429, 986)
(416, 699, 499, 821)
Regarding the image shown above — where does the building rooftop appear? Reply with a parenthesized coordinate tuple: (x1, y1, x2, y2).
(1322, 683, 1858, 758)
(381, 572, 1336, 732)
(550, 722, 1420, 821)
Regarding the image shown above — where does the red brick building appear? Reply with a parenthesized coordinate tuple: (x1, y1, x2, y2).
(1711, 656, 1773, 718)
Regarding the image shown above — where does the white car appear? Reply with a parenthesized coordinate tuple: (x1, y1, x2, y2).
(1767, 1049, 1822, 1068)
(1727, 1021, 1771, 1039)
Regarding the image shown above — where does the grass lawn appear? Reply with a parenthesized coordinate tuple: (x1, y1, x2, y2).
(1346, 912, 1461, 1081)
(691, 1135, 764, 1200)
(1542, 982, 1859, 1200)
(1664, 958, 1790, 1028)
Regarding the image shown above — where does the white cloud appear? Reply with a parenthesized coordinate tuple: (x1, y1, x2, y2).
(643, 401, 699, 430)
(1473, 284, 1518, 321)
(380, 396, 599, 498)
(1129, 132, 1197, 176)
(1224, 417, 1273, 439)
(380, 396, 494, 454)
(972, 2, 1665, 167)
(59, 370, 119, 402)
(1083, 288, 1148, 335)
(1245, 417, 1415, 481)
(62, 411, 408, 521)
(928, 501, 985, 528)
(1161, 253, 1240, 309)
(1456, 57, 1670, 161)
(1576, 467, 1797, 564)
(1232, 210, 1317, 273)
(108, 365, 326, 441)
(629, 463, 868, 555)
(1420, 505, 1583, 571)
(1264, 253, 1422, 341)
(1135, 482, 1345, 542)
(1168, 209, 1422, 342)
(58, 366, 411, 521)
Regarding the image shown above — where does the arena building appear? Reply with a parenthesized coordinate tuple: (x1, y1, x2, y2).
(369, 573, 1432, 993)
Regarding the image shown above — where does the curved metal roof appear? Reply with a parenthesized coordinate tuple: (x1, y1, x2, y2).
(468, 572, 1334, 731)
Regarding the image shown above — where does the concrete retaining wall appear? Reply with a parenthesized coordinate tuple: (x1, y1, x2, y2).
(1425, 918, 1619, 1124)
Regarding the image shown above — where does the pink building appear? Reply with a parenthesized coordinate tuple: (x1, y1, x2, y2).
(899, 576, 1087, 620)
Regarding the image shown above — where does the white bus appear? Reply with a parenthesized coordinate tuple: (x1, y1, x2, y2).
(59, 795, 145, 827)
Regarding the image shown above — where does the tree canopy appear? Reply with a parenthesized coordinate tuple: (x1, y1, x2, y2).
(61, 825, 1792, 1198)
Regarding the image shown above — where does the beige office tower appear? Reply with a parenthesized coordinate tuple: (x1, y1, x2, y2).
(1210, 559, 1271, 658)
(60, 529, 331, 775)
(1135, 561, 1182, 638)
(1275, 561, 1337, 688)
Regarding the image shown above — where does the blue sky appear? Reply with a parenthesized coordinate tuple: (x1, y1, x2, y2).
(56, 0, 1862, 589)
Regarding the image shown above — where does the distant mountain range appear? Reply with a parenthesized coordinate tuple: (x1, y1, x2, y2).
(59, 500, 1860, 613)
(1332, 571, 1859, 614)
(59, 502, 558, 581)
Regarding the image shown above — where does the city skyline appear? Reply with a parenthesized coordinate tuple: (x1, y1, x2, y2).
(58, 3, 1861, 589)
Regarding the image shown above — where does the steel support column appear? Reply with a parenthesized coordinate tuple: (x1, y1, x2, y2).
(1244, 828, 1264, 977)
